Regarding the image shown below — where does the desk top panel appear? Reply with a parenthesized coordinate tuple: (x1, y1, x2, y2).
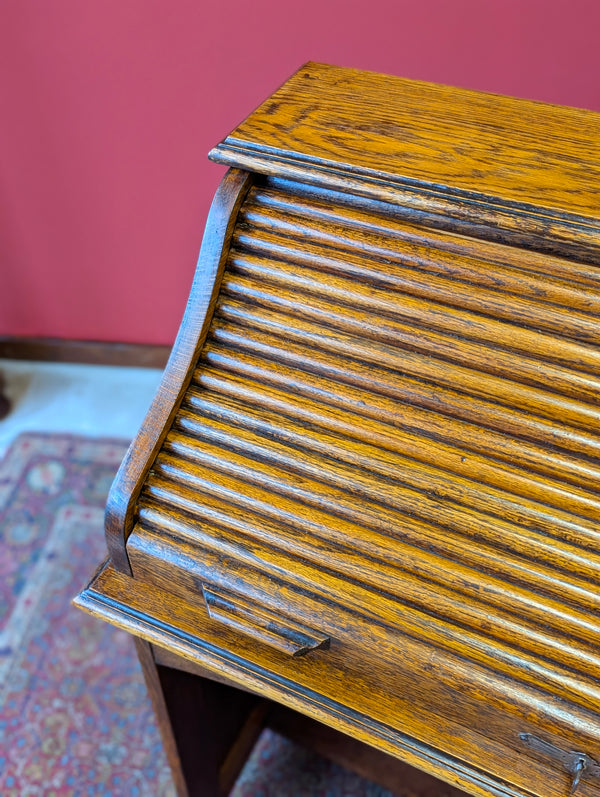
(211, 63, 600, 259)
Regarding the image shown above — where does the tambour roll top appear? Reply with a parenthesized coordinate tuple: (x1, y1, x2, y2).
(76, 63, 600, 797)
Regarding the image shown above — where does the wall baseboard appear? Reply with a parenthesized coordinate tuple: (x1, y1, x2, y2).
(0, 337, 171, 369)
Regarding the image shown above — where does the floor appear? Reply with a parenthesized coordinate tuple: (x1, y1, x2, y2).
(0, 359, 164, 457)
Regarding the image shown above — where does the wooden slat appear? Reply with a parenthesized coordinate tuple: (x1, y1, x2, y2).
(215, 300, 600, 434)
(203, 332, 600, 473)
(247, 184, 600, 290)
(227, 252, 600, 374)
(147, 447, 600, 671)
(221, 272, 600, 404)
(238, 197, 600, 326)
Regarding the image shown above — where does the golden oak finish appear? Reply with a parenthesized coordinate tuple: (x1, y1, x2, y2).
(75, 64, 600, 797)
(211, 64, 600, 264)
(214, 64, 600, 218)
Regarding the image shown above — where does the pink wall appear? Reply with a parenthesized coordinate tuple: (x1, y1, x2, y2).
(2, 0, 599, 346)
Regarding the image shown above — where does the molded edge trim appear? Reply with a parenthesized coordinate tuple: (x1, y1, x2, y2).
(74, 563, 534, 797)
(104, 168, 255, 574)
(209, 145, 600, 264)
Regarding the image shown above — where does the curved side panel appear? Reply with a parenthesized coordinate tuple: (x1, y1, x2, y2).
(105, 168, 254, 574)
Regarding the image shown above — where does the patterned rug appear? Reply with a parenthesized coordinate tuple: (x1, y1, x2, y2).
(0, 432, 398, 796)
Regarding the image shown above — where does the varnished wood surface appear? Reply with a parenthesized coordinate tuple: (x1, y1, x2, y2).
(116, 175, 600, 796)
(202, 585, 331, 657)
(215, 63, 600, 217)
(211, 63, 600, 263)
(77, 69, 600, 797)
(151, 645, 257, 695)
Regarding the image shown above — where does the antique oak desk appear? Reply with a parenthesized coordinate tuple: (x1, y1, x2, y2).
(75, 64, 600, 797)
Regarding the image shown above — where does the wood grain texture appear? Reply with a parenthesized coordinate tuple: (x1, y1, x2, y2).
(202, 586, 330, 657)
(77, 68, 600, 797)
(210, 63, 600, 263)
(104, 168, 253, 573)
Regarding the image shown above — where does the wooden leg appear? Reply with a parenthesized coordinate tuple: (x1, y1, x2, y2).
(134, 638, 267, 797)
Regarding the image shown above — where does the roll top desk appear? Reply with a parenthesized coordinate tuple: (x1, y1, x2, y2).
(75, 63, 600, 797)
